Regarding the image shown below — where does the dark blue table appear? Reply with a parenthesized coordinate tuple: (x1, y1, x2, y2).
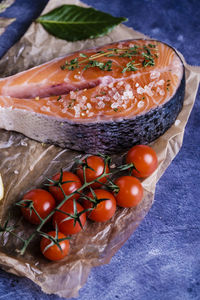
(0, 1, 199, 299)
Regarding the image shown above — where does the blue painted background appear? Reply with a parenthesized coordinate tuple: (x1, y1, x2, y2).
(0, 0, 199, 299)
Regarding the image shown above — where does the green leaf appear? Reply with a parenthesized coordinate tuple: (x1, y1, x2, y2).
(36, 5, 127, 42)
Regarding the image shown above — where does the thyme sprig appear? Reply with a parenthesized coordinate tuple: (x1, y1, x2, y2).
(122, 60, 140, 73)
(60, 44, 158, 73)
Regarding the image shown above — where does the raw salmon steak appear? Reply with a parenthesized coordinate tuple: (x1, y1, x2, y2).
(0, 39, 185, 153)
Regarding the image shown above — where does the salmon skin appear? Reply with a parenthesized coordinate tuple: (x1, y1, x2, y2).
(0, 39, 185, 153)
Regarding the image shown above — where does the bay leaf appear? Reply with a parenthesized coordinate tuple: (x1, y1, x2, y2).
(36, 4, 127, 41)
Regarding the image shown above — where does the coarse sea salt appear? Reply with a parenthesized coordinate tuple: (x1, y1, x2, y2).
(87, 103, 92, 110)
(150, 71, 160, 79)
(73, 105, 80, 117)
(74, 75, 81, 80)
(70, 91, 76, 99)
(117, 81, 124, 87)
(41, 106, 50, 112)
(62, 107, 68, 113)
(144, 85, 154, 97)
(137, 86, 144, 94)
(123, 90, 133, 99)
(111, 102, 119, 109)
(125, 84, 131, 90)
(156, 87, 165, 96)
(98, 101, 105, 109)
(108, 83, 113, 88)
(137, 101, 145, 108)
(113, 92, 120, 101)
(156, 79, 165, 86)
(82, 96, 87, 102)
(88, 112, 94, 117)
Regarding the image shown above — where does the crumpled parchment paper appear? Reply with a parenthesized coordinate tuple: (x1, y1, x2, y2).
(0, 0, 199, 298)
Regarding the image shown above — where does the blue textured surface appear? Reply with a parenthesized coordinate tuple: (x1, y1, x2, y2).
(0, 0, 200, 299)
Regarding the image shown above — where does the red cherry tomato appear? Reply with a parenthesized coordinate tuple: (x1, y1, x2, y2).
(76, 156, 109, 188)
(21, 189, 56, 225)
(40, 231, 70, 261)
(82, 189, 116, 222)
(49, 171, 82, 203)
(53, 199, 86, 235)
(126, 145, 158, 178)
(114, 176, 143, 208)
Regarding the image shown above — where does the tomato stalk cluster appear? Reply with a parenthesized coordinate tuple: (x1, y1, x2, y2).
(0, 145, 158, 261)
(1, 155, 112, 257)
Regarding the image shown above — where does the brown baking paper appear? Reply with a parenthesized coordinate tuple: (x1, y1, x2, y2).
(0, 0, 199, 298)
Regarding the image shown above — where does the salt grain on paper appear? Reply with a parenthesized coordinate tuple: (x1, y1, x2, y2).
(110, 164, 116, 169)
(20, 140, 28, 147)
(175, 119, 181, 126)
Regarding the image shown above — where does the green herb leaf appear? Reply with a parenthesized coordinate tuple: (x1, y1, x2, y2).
(36, 5, 127, 42)
(79, 53, 88, 58)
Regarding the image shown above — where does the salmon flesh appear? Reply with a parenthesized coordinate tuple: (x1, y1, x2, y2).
(0, 39, 185, 153)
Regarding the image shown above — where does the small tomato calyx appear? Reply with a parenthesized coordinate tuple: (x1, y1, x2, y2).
(82, 189, 116, 222)
(114, 176, 143, 208)
(53, 199, 87, 235)
(19, 189, 56, 225)
(48, 170, 82, 203)
(76, 155, 110, 188)
(126, 145, 158, 178)
(40, 230, 70, 261)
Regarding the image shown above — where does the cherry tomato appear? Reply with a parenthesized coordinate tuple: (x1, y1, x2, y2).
(82, 189, 116, 222)
(76, 156, 109, 188)
(49, 171, 82, 203)
(40, 231, 70, 261)
(114, 176, 143, 208)
(21, 189, 56, 225)
(53, 199, 86, 235)
(126, 145, 158, 178)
